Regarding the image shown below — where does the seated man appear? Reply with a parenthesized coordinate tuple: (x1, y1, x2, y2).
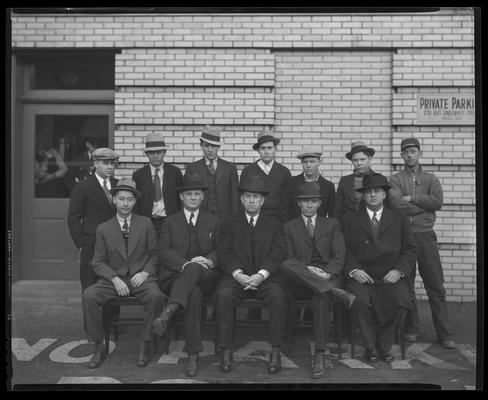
(82, 179, 165, 369)
(215, 175, 287, 375)
(151, 173, 221, 377)
(342, 173, 417, 363)
(281, 181, 356, 378)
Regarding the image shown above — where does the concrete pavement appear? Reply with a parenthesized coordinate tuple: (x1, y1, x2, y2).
(8, 280, 479, 390)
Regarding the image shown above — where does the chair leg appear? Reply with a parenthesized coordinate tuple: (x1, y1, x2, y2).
(350, 314, 355, 359)
(333, 306, 342, 360)
(102, 305, 111, 354)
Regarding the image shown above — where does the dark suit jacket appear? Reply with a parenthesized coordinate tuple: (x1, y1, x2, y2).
(67, 174, 118, 248)
(342, 205, 417, 281)
(91, 214, 159, 280)
(290, 173, 336, 219)
(217, 212, 286, 281)
(185, 157, 239, 225)
(132, 163, 183, 218)
(334, 170, 375, 221)
(283, 215, 345, 291)
(158, 210, 220, 285)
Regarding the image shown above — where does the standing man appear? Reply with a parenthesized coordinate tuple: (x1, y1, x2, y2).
(185, 125, 239, 226)
(240, 129, 292, 225)
(83, 179, 165, 369)
(68, 147, 119, 290)
(152, 173, 221, 377)
(291, 146, 336, 219)
(281, 182, 356, 378)
(334, 140, 376, 222)
(342, 173, 417, 363)
(132, 133, 183, 236)
(389, 138, 455, 349)
(215, 175, 288, 375)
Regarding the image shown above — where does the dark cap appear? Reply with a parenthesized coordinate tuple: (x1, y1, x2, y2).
(237, 175, 269, 196)
(252, 129, 281, 151)
(400, 138, 421, 151)
(355, 173, 391, 193)
(92, 147, 119, 161)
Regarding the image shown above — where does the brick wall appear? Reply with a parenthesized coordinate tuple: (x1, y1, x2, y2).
(11, 8, 477, 300)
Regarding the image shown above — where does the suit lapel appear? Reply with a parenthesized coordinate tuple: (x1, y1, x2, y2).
(108, 217, 127, 259)
(197, 158, 208, 185)
(91, 175, 113, 209)
(378, 208, 395, 236)
(127, 214, 141, 258)
(295, 216, 313, 245)
(237, 215, 252, 261)
(196, 211, 209, 247)
(215, 158, 224, 184)
(356, 207, 375, 240)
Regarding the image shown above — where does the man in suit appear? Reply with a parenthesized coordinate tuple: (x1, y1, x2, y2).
(389, 138, 455, 349)
(184, 125, 239, 226)
(67, 147, 119, 290)
(291, 146, 336, 219)
(215, 175, 288, 375)
(333, 140, 376, 222)
(342, 173, 417, 363)
(151, 173, 221, 377)
(82, 179, 165, 369)
(281, 181, 356, 378)
(132, 132, 183, 236)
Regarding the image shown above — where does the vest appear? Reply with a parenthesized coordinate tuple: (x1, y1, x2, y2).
(187, 222, 202, 259)
(310, 239, 325, 266)
(206, 169, 218, 215)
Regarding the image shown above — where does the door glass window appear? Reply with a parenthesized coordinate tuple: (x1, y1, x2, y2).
(34, 115, 109, 198)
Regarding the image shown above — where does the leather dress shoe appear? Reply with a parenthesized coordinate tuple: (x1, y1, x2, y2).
(185, 353, 199, 377)
(329, 288, 357, 309)
(151, 310, 173, 337)
(137, 341, 151, 367)
(404, 333, 417, 342)
(382, 350, 394, 362)
(88, 342, 107, 369)
(311, 350, 326, 379)
(219, 348, 233, 373)
(363, 348, 379, 363)
(268, 347, 282, 374)
(441, 339, 456, 349)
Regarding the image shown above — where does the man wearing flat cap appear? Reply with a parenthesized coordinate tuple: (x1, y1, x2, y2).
(240, 129, 292, 225)
(333, 140, 376, 222)
(68, 147, 120, 291)
(215, 175, 288, 375)
(152, 173, 221, 377)
(342, 173, 417, 363)
(389, 138, 455, 349)
(291, 146, 336, 219)
(281, 182, 356, 378)
(83, 179, 165, 369)
(184, 125, 239, 226)
(132, 133, 183, 236)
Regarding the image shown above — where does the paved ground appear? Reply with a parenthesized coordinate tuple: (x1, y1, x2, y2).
(8, 280, 479, 390)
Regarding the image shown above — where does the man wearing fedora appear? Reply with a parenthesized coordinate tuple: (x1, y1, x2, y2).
(68, 147, 119, 291)
(132, 132, 183, 236)
(334, 140, 376, 222)
(240, 129, 292, 225)
(281, 181, 356, 378)
(389, 138, 455, 349)
(184, 125, 239, 226)
(215, 175, 288, 375)
(152, 173, 221, 377)
(342, 173, 417, 363)
(82, 179, 165, 369)
(291, 147, 336, 219)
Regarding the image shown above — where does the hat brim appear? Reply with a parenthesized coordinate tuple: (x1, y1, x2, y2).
(297, 153, 322, 159)
(110, 186, 142, 199)
(345, 148, 375, 160)
(355, 184, 391, 193)
(293, 194, 326, 199)
(200, 137, 221, 146)
(144, 146, 168, 152)
(252, 138, 280, 151)
(401, 144, 420, 151)
(237, 187, 269, 196)
(176, 186, 208, 193)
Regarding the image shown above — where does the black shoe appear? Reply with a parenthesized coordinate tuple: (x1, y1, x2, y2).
(329, 288, 357, 309)
(382, 350, 394, 362)
(363, 348, 379, 364)
(219, 348, 232, 373)
(312, 350, 326, 379)
(185, 353, 199, 377)
(88, 342, 107, 369)
(151, 308, 175, 337)
(268, 346, 282, 374)
(137, 341, 151, 367)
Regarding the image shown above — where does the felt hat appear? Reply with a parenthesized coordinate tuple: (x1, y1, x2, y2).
(345, 140, 375, 160)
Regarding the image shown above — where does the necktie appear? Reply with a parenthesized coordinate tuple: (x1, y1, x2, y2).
(307, 216, 314, 238)
(372, 212, 379, 227)
(208, 160, 216, 176)
(189, 212, 195, 227)
(153, 168, 162, 202)
(102, 179, 111, 203)
(249, 216, 255, 233)
(122, 218, 129, 252)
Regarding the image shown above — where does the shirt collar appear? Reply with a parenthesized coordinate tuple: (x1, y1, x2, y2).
(366, 206, 383, 221)
(245, 212, 259, 225)
(257, 159, 274, 174)
(150, 163, 164, 175)
(184, 208, 199, 224)
(303, 172, 320, 182)
(95, 172, 111, 189)
(117, 213, 132, 227)
(205, 157, 218, 167)
(301, 213, 317, 226)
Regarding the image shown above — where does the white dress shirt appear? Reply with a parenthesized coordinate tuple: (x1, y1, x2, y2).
(150, 163, 167, 217)
(257, 159, 274, 175)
